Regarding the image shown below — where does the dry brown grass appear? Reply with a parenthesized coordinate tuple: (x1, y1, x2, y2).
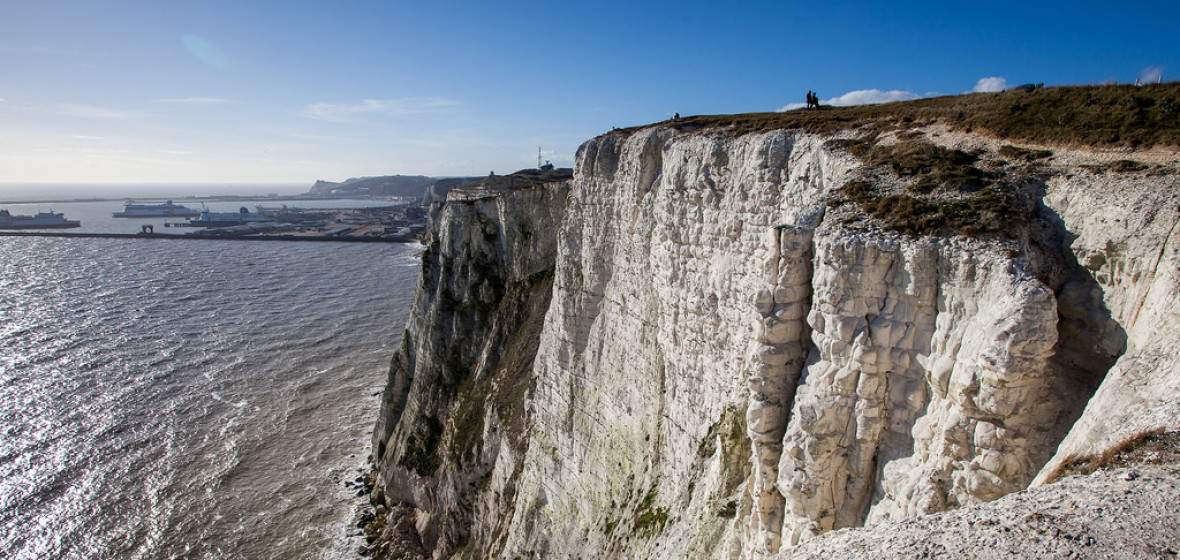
(830, 133, 1039, 237)
(837, 178, 1023, 237)
(625, 83, 1180, 150)
(1044, 429, 1180, 484)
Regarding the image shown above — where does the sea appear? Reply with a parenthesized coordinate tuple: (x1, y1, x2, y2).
(0, 190, 421, 559)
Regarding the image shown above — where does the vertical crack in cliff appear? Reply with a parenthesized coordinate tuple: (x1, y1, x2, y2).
(1035, 192, 1128, 450)
(744, 217, 820, 554)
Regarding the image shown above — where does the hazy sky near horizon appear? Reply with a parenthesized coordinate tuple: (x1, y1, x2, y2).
(1, 0, 1176, 187)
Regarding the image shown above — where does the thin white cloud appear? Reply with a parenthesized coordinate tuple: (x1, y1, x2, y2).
(57, 103, 150, 120)
(827, 89, 921, 106)
(777, 89, 920, 112)
(1139, 66, 1164, 84)
(973, 77, 1008, 93)
(300, 98, 462, 123)
(153, 97, 238, 104)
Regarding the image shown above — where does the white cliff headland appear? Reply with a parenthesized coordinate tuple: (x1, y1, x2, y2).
(367, 84, 1180, 559)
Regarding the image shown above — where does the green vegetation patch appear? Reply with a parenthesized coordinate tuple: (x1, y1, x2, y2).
(399, 414, 444, 477)
(604, 519, 618, 535)
(633, 490, 669, 537)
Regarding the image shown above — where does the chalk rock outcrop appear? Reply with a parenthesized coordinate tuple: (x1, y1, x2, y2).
(371, 119, 1179, 559)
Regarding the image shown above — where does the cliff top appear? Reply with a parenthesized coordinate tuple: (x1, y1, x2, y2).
(448, 168, 574, 201)
(632, 83, 1180, 150)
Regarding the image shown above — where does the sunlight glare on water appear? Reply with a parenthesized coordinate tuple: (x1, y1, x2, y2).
(0, 236, 418, 559)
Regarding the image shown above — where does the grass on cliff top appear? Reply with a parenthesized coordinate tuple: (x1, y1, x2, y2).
(629, 83, 1180, 149)
(453, 167, 573, 194)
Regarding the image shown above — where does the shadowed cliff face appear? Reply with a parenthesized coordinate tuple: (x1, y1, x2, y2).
(370, 180, 569, 557)
(372, 122, 1179, 559)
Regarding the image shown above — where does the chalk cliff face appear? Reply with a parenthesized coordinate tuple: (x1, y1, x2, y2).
(371, 179, 569, 557)
(370, 122, 1180, 559)
(1032, 170, 1180, 483)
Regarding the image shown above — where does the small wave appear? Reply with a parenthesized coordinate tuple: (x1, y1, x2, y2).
(0, 238, 419, 559)
(209, 392, 249, 409)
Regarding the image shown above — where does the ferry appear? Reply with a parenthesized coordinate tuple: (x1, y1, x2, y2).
(113, 200, 201, 218)
(186, 207, 273, 228)
(0, 209, 81, 229)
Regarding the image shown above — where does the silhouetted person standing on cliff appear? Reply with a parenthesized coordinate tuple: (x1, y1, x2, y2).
(807, 91, 820, 110)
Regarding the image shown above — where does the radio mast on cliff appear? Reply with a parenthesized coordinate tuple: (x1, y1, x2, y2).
(537, 146, 554, 171)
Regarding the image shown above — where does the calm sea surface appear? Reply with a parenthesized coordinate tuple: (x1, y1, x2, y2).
(0, 235, 419, 559)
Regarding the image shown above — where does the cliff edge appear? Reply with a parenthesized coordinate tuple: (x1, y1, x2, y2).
(369, 84, 1180, 559)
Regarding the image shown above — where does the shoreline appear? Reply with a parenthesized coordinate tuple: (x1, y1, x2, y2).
(0, 231, 414, 243)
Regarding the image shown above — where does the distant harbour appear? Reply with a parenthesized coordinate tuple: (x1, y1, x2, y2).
(0, 198, 412, 236)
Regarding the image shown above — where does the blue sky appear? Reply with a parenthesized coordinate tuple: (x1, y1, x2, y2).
(0, 0, 1176, 187)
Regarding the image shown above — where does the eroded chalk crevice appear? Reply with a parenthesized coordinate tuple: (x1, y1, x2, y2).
(744, 210, 822, 554)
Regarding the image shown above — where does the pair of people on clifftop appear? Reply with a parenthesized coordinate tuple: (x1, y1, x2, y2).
(806, 91, 820, 110)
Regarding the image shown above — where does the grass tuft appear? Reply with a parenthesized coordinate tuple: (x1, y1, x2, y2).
(1044, 429, 1180, 484)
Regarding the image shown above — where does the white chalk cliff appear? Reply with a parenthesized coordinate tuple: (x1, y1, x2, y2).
(370, 107, 1180, 559)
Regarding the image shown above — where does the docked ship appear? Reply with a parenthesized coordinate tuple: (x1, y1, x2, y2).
(113, 200, 201, 218)
(186, 207, 273, 228)
(0, 209, 81, 229)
